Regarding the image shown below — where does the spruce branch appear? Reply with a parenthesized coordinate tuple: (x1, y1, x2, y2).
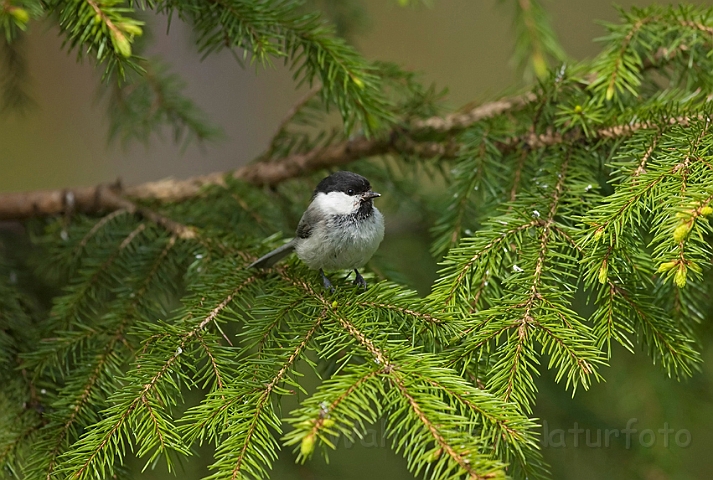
(0, 0, 42, 42)
(437, 219, 541, 307)
(149, 0, 394, 134)
(592, 14, 655, 101)
(275, 266, 390, 366)
(389, 372, 502, 480)
(506, 0, 566, 81)
(0, 257, 44, 476)
(196, 334, 227, 391)
(55, 273, 259, 480)
(347, 299, 443, 326)
(49, 0, 144, 77)
(179, 273, 326, 479)
(494, 156, 575, 407)
(0, 34, 34, 112)
(4, 107, 709, 225)
(434, 149, 606, 412)
(7, 5, 713, 480)
(600, 278, 701, 377)
(0, 93, 531, 219)
(273, 267, 540, 479)
(413, 372, 545, 479)
(427, 115, 539, 258)
(45, 221, 148, 332)
(0, 420, 39, 473)
(107, 59, 223, 147)
(27, 236, 179, 479)
(227, 315, 322, 480)
(588, 5, 713, 101)
(577, 116, 710, 375)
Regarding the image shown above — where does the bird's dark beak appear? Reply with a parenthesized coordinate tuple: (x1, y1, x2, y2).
(362, 191, 381, 200)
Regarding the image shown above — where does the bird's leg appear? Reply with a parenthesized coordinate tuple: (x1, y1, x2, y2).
(353, 269, 367, 289)
(320, 269, 334, 291)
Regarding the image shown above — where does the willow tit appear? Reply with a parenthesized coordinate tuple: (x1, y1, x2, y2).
(249, 171, 385, 289)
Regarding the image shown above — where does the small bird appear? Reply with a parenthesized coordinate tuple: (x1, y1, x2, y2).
(249, 171, 385, 290)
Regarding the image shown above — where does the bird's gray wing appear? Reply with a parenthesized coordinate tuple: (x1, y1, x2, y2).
(296, 203, 324, 239)
(249, 204, 323, 269)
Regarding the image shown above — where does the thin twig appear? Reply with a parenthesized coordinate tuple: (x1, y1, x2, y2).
(411, 92, 536, 132)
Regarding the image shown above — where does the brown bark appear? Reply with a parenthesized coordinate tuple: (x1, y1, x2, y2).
(3, 93, 680, 223)
(0, 94, 519, 220)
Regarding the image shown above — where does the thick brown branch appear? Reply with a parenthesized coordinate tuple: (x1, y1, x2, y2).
(0, 94, 528, 220)
(0, 183, 196, 239)
(0, 96, 706, 224)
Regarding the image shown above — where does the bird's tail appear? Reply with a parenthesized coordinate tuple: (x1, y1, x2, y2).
(248, 240, 296, 269)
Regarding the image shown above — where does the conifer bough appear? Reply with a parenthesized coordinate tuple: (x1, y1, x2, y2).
(0, 92, 697, 221)
(0, 93, 530, 220)
(1, 3, 713, 480)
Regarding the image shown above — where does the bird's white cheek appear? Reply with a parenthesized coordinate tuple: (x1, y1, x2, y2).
(313, 192, 357, 216)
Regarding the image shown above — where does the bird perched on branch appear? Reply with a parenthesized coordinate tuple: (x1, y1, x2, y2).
(249, 171, 385, 290)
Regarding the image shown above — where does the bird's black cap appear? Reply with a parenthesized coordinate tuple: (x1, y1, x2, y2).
(313, 171, 372, 197)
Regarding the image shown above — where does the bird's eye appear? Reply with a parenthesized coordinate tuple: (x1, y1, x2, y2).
(347, 189, 354, 195)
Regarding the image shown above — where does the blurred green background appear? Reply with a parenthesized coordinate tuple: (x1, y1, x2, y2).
(2, 1, 712, 479)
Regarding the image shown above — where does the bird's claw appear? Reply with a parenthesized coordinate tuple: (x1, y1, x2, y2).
(320, 269, 335, 292)
(353, 269, 368, 290)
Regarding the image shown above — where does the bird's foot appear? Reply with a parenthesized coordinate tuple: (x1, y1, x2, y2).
(320, 269, 335, 292)
(353, 269, 367, 290)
